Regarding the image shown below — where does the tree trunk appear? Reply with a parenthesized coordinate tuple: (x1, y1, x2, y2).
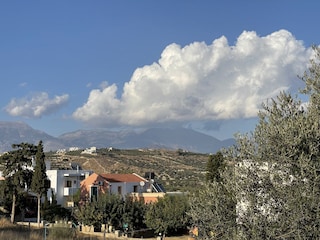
(37, 194, 41, 228)
(11, 194, 16, 223)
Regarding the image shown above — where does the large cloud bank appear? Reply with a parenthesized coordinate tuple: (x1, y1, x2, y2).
(5, 92, 69, 118)
(73, 30, 311, 127)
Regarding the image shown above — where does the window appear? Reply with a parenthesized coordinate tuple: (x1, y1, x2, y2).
(65, 180, 72, 188)
(90, 186, 98, 201)
(117, 186, 122, 194)
(44, 179, 51, 188)
(133, 185, 138, 192)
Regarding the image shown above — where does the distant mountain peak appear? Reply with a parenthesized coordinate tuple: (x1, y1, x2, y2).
(0, 122, 235, 153)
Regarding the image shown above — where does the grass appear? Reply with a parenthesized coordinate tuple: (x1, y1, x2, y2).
(0, 218, 43, 240)
(0, 218, 190, 240)
(0, 217, 103, 240)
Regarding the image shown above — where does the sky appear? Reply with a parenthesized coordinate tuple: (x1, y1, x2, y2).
(0, 1, 319, 140)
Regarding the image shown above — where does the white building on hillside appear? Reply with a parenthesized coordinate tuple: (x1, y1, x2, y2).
(81, 147, 97, 155)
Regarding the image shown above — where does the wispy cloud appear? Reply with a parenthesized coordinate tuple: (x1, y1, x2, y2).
(73, 30, 311, 127)
(5, 92, 69, 118)
(19, 82, 27, 87)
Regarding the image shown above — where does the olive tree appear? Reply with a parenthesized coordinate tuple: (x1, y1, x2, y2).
(228, 46, 320, 239)
(121, 195, 147, 231)
(188, 181, 237, 239)
(206, 151, 225, 183)
(145, 194, 190, 237)
(188, 46, 320, 239)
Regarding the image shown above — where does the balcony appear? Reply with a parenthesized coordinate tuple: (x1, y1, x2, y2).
(63, 187, 78, 196)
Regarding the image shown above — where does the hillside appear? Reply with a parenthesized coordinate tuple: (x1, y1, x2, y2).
(46, 148, 210, 192)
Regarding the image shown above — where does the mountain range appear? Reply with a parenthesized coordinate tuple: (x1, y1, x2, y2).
(0, 121, 235, 153)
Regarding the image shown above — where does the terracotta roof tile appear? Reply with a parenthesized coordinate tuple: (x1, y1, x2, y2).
(100, 173, 146, 183)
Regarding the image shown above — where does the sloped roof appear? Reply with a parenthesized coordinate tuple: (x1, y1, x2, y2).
(80, 172, 109, 186)
(100, 173, 146, 183)
(81, 172, 99, 185)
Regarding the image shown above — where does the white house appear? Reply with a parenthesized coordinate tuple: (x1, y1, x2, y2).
(81, 147, 97, 155)
(101, 173, 149, 198)
(46, 168, 93, 207)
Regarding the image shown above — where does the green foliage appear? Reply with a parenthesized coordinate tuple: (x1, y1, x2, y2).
(0, 143, 37, 191)
(188, 181, 236, 239)
(186, 47, 320, 240)
(74, 193, 123, 230)
(0, 142, 37, 223)
(100, 193, 123, 228)
(74, 193, 147, 232)
(75, 193, 190, 235)
(31, 141, 48, 196)
(145, 194, 190, 236)
(206, 151, 225, 183)
(42, 191, 71, 223)
(121, 196, 147, 231)
(0, 179, 12, 212)
(75, 198, 104, 227)
(225, 46, 320, 239)
(71, 189, 81, 206)
(0, 183, 31, 219)
(31, 141, 49, 226)
(41, 195, 51, 220)
(188, 153, 237, 239)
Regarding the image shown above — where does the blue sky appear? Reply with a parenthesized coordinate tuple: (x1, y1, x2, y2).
(0, 1, 318, 140)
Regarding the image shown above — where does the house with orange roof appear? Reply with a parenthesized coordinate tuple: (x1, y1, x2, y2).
(80, 172, 110, 201)
(80, 173, 148, 201)
(80, 172, 166, 203)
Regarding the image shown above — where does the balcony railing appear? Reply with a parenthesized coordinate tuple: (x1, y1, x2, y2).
(63, 187, 78, 196)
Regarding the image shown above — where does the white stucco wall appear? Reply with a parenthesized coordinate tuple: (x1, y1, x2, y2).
(46, 169, 92, 206)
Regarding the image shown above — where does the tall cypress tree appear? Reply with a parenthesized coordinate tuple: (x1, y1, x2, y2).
(31, 141, 48, 227)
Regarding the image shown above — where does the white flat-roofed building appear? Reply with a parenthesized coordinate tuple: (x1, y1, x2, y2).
(46, 169, 93, 207)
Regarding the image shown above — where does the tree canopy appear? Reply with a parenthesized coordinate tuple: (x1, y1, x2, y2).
(73, 193, 146, 232)
(230, 47, 320, 239)
(206, 151, 225, 183)
(145, 194, 190, 236)
(31, 140, 49, 227)
(0, 142, 37, 223)
(188, 46, 320, 239)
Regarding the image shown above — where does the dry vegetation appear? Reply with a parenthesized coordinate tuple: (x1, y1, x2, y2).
(0, 217, 190, 240)
(46, 148, 210, 191)
(0, 218, 105, 240)
(0, 218, 44, 240)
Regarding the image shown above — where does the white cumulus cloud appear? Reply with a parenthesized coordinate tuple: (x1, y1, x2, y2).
(73, 29, 312, 127)
(5, 92, 69, 118)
